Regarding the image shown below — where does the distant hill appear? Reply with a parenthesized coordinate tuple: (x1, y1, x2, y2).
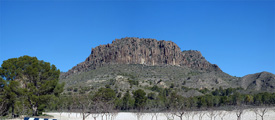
(240, 71, 275, 92)
(60, 37, 275, 94)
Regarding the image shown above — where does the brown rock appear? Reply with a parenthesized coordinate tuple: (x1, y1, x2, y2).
(64, 37, 221, 78)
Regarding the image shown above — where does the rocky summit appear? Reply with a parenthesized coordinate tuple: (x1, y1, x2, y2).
(64, 37, 220, 78)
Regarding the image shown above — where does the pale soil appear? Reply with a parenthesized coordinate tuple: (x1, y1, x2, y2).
(7, 108, 275, 120)
(46, 108, 275, 120)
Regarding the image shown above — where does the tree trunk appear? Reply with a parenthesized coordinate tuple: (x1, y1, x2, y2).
(237, 116, 241, 120)
(32, 105, 38, 116)
(12, 104, 15, 118)
(82, 113, 85, 120)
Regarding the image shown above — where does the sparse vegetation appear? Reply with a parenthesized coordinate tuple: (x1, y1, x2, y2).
(1, 52, 275, 119)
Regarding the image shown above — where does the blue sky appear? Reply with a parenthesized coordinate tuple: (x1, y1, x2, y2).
(0, 0, 274, 77)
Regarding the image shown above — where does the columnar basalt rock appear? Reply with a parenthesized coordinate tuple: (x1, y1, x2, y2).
(64, 37, 221, 77)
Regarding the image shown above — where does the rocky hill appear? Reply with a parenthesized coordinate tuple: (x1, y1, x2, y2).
(63, 37, 220, 78)
(60, 37, 275, 94)
(240, 72, 275, 92)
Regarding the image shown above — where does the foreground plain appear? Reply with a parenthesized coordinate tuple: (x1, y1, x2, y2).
(42, 108, 275, 120)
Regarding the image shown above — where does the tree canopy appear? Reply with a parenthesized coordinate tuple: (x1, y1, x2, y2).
(133, 89, 147, 111)
(0, 55, 64, 116)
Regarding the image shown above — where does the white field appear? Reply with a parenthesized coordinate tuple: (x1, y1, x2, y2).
(45, 108, 275, 120)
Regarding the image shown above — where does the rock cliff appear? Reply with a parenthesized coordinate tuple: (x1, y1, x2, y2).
(64, 37, 221, 78)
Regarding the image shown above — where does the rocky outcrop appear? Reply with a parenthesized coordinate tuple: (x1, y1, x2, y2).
(241, 72, 275, 91)
(181, 50, 220, 71)
(64, 37, 221, 78)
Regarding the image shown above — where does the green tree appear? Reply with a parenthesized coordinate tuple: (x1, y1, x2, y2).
(261, 92, 271, 105)
(133, 89, 147, 110)
(232, 92, 243, 106)
(0, 56, 64, 116)
(254, 94, 262, 105)
(121, 91, 134, 110)
(213, 96, 220, 107)
(197, 96, 207, 108)
(220, 96, 228, 106)
(168, 91, 184, 110)
(244, 95, 253, 105)
(0, 71, 23, 117)
(189, 97, 198, 108)
(92, 87, 117, 114)
(205, 95, 214, 107)
(226, 88, 234, 96)
(0, 77, 10, 116)
(93, 87, 116, 103)
(155, 93, 167, 109)
(151, 85, 160, 92)
(147, 92, 156, 100)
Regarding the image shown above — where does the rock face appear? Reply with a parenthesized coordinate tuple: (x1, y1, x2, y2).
(61, 37, 275, 93)
(64, 37, 220, 77)
(241, 72, 275, 91)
